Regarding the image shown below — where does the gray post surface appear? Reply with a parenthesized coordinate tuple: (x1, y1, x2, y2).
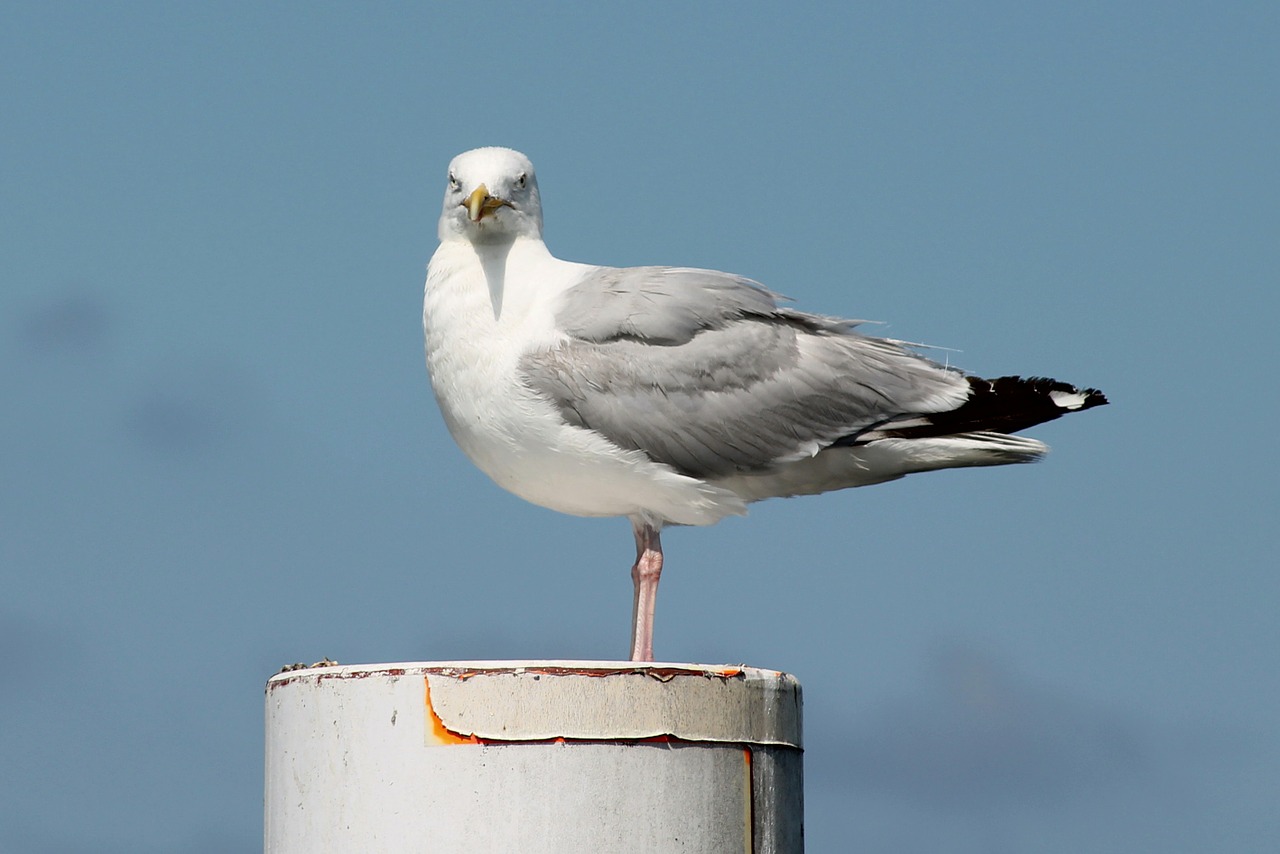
(265, 661, 803, 853)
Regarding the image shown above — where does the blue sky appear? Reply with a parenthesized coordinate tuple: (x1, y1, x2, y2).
(3, 2, 1277, 851)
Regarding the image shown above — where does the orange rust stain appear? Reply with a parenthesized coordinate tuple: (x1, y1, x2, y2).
(423, 677, 480, 745)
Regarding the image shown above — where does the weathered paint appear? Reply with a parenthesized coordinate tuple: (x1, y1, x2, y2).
(423, 676, 478, 745)
(418, 661, 800, 746)
(265, 661, 803, 853)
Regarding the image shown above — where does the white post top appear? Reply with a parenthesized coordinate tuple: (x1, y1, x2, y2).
(266, 660, 802, 748)
(266, 661, 805, 852)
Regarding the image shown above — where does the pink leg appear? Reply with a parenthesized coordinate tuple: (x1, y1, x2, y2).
(629, 522, 664, 662)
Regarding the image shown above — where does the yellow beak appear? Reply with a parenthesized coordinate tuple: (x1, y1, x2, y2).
(463, 184, 512, 222)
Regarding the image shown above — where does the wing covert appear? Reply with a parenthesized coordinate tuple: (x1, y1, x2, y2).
(522, 266, 970, 479)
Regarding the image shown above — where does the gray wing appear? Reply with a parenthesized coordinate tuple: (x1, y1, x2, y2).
(522, 265, 970, 478)
(553, 266, 802, 344)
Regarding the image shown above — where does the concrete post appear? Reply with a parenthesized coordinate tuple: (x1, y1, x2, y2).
(264, 661, 803, 853)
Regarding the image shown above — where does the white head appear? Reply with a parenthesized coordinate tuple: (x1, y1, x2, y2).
(437, 147, 543, 243)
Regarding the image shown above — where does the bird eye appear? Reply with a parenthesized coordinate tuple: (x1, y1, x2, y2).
(448, 173, 460, 191)
(515, 173, 527, 190)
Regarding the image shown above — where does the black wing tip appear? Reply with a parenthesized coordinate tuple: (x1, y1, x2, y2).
(1080, 387, 1109, 409)
(847, 374, 1109, 444)
(977, 375, 1109, 411)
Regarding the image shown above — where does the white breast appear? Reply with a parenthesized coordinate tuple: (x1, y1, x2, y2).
(423, 238, 745, 527)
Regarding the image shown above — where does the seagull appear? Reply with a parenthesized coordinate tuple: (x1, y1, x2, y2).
(423, 147, 1107, 661)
